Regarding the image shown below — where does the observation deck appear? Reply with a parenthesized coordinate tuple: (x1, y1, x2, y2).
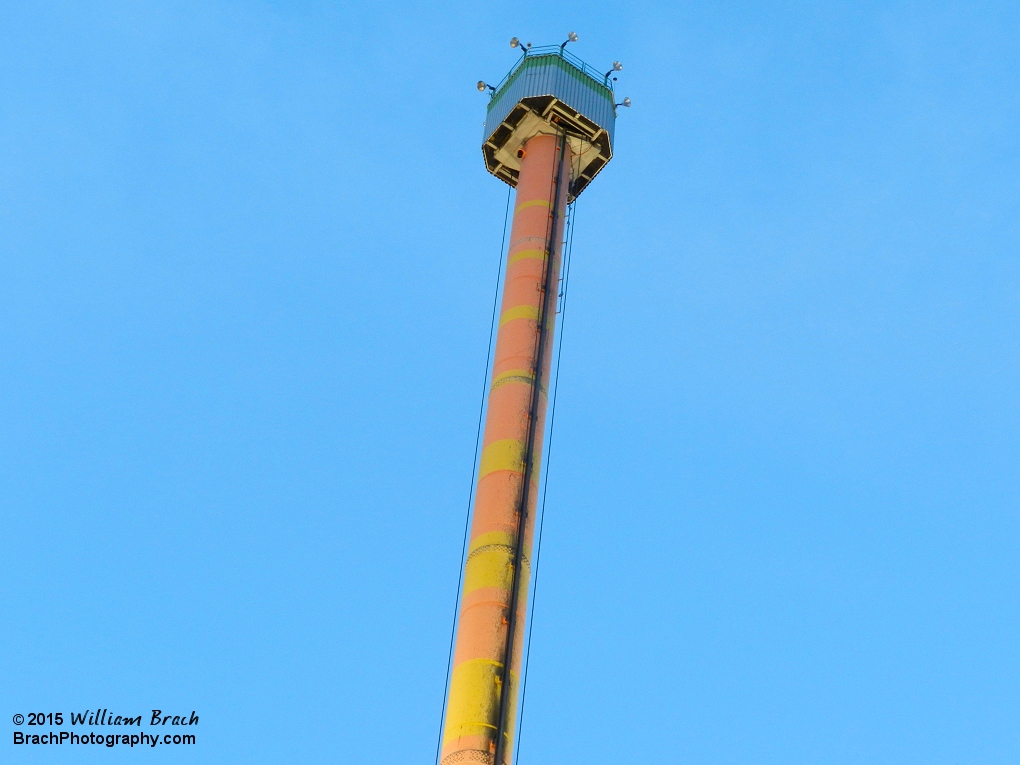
(482, 46, 618, 200)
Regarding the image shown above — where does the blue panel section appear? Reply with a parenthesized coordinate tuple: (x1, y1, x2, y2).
(484, 54, 615, 144)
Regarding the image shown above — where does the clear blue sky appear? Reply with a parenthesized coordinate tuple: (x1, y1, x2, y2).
(3, 2, 1018, 763)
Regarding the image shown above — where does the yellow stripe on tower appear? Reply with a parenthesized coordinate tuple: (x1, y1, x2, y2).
(478, 439, 524, 478)
(515, 199, 552, 212)
(508, 249, 546, 265)
(499, 305, 539, 327)
(490, 368, 534, 390)
(444, 659, 521, 745)
(444, 658, 503, 743)
(463, 545, 514, 593)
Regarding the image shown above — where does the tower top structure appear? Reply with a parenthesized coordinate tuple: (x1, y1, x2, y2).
(480, 41, 622, 200)
(442, 33, 627, 765)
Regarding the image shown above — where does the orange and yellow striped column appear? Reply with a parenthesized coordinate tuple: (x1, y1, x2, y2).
(441, 133, 572, 765)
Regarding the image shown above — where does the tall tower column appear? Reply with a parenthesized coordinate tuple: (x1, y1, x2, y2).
(441, 133, 571, 765)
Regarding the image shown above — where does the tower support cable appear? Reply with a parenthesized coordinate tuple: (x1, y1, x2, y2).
(434, 185, 513, 765)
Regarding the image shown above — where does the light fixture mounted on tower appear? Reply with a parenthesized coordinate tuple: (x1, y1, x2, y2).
(560, 31, 578, 50)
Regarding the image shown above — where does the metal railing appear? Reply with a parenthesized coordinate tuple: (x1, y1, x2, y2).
(489, 45, 615, 101)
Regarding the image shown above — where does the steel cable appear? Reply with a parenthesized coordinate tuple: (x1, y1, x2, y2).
(434, 184, 513, 765)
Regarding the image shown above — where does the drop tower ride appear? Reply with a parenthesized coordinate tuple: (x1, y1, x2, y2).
(439, 35, 626, 765)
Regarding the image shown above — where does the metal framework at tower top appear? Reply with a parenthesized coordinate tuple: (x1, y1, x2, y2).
(479, 39, 627, 200)
(439, 34, 626, 765)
